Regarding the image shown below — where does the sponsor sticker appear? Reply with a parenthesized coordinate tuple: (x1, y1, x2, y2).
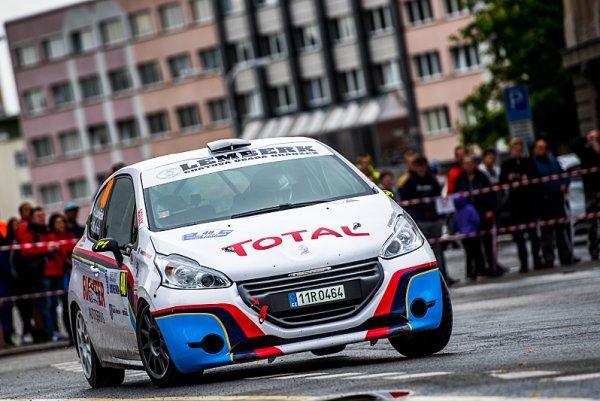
(119, 271, 128, 297)
(137, 208, 144, 226)
(89, 307, 105, 324)
(109, 304, 122, 320)
(83, 276, 105, 308)
(182, 229, 233, 241)
(156, 167, 181, 179)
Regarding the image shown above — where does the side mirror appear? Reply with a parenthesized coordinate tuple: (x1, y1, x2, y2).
(92, 238, 124, 267)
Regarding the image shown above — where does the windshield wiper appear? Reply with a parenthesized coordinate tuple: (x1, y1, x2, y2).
(231, 200, 328, 219)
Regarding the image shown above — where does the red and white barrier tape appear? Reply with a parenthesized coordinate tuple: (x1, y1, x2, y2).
(428, 211, 600, 244)
(0, 238, 78, 252)
(398, 166, 600, 207)
(0, 289, 67, 304)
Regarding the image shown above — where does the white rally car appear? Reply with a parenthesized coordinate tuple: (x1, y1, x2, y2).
(69, 137, 452, 388)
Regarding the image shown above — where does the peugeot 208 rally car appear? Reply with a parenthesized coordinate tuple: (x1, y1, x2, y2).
(69, 137, 452, 388)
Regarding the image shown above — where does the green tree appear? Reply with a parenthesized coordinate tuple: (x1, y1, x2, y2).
(458, 0, 578, 151)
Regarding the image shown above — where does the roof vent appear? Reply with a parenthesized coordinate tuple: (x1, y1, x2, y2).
(207, 139, 251, 153)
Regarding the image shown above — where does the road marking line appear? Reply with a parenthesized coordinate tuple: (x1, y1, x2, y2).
(244, 373, 296, 380)
(383, 372, 452, 380)
(489, 370, 559, 380)
(272, 372, 327, 379)
(343, 372, 404, 379)
(548, 372, 600, 382)
(305, 372, 362, 380)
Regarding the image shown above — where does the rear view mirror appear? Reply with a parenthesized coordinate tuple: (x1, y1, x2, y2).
(92, 238, 124, 267)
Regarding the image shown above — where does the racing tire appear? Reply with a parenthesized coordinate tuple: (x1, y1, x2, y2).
(388, 278, 453, 358)
(311, 345, 346, 356)
(73, 307, 125, 388)
(136, 302, 203, 387)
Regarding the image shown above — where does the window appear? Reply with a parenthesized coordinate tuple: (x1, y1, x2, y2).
(176, 105, 201, 131)
(109, 69, 133, 94)
(223, 0, 244, 15)
(199, 48, 222, 72)
(271, 85, 295, 113)
(59, 130, 82, 156)
(375, 60, 402, 90)
(40, 184, 62, 207)
(305, 77, 330, 107)
(51, 82, 73, 107)
(168, 54, 193, 80)
(366, 7, 393, 35)
(31, 137, 54, 162)
(15, 45, 38, 67)
(14, 150, 28, 168)
(20, 183, 33, 199)
(43, 36, 66, 60)
(445, 0, 469, 16)
(191, 0, 213, 22)
(80, 75, 103, 100)
(68, 178, 90, 201)
(460, 103, 477, 125)
(88, 125, 110, 150)
(237, 92, 261, 118)
(160, 3, 184, 31)
(89, 185, 107, 240)
(423, 106, 451, 135)
(104, 178, 136, 248)
(262, 33, 285, 58)
(405, 0, 433, 25)
(24, 89, 47, 113)
(147, 111, 170, 136)
(414, 52, 442, 80)
(297, 25, 321, 51)
(451, 44, 480, 72)
(138, 61, 162, 86)
(71, 28, 95, 54)
(100, 18, 125, 46)
(339, 69, 365, 99)
(332, 16, 356, 43)
(117, 119, 139, 142)
(130, 11, 153, 38)
(233, 40, 253, 63)
(208, 99, 230, 124)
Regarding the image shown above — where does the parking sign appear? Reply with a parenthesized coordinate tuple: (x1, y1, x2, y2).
(503, 85, 534, 142)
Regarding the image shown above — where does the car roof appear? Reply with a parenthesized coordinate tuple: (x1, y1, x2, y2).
(128, 136, 319, 173)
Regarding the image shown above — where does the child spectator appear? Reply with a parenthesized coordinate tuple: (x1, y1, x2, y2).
(454, 196, 486, 281)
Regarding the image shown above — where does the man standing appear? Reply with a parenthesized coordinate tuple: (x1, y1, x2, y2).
(396, 150, 417, 195)
(572, 129, 600, 261)
(500, 138, 544, 272)
(478, 148, 501, 185)
(400, 156, 457, 285)
(446, 145, 468, 194)
(533, 139, 578, 267)
(378, 170, 397, 200)
(455, 155, 500, 276)
(64, 203, 84, 239)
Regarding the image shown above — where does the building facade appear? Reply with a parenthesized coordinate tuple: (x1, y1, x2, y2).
(562, 0, 600, 136)
(5, 0, 484, 215)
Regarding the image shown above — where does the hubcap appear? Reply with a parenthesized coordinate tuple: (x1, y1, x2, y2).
(76, 311, 93, 379)
(139, 308, 170, 379)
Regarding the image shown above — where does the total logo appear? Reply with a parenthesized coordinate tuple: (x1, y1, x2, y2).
(222, 225, 369, 257)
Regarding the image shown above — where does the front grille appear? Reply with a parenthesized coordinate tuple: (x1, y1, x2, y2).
(237, 258, 383, 328)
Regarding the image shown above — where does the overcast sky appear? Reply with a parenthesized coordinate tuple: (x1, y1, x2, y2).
(1, 0, 80, 114)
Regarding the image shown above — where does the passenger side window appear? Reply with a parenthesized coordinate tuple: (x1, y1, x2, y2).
(104, 177, 136, 249)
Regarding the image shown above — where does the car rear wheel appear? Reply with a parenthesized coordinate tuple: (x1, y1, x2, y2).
(137, 302, 203, 387)
(388, 279, 453, 358)
(74, 307, 125, 388)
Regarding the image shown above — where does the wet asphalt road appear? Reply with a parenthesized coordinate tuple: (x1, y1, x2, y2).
(0, 245, 599, 400)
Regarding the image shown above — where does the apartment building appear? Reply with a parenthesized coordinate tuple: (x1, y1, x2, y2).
(5, 0, 232, 216)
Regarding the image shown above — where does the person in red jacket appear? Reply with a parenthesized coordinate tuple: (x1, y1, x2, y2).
(41, 214, 75, 342)
(14, 207, 56, 343)
(446, 145, 468, 195)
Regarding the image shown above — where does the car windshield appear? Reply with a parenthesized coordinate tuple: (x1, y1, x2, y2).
(144, 155, 374, 231)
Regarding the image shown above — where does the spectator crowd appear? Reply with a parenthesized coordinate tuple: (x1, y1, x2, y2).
(0, 202, 83, 347)
(357, 129, 600, 285)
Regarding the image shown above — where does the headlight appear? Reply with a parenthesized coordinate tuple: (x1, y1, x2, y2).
(380, 213, 425, 259)
(154, 254, 231, 289)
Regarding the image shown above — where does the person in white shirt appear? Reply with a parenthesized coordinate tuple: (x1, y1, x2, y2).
(478, 148, 500, 185)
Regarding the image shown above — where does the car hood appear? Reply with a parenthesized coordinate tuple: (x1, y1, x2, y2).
(149, 194, 401, 282)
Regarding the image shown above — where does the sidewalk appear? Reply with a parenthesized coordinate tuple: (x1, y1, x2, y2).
(0, 339, 71, 357)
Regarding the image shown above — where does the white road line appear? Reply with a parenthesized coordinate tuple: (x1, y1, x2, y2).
(489, 370, 559, 380)
(383, 372, 452, 380)
(549, 372, 600, 382)
(272, 372, 327, 380)
(305, 372, 362, 380)
(343, 372, 404, 379)
(52, 362, 80, 368)
(244, 373, 296, 380)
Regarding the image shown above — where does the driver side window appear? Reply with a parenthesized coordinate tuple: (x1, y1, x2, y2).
(104, 177, 136, 248)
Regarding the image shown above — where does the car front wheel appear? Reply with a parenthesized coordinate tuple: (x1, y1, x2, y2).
(137, 302, 203, 387)
(74, 307, 125, 388)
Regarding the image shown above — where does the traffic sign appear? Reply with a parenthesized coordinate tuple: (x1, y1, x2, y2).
(503, 84, 534, 143)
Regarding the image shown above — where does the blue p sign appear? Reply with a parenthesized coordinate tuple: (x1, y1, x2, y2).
(504, 85, 532, 121)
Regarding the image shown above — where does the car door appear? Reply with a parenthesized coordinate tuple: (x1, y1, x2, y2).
(100, 175, 139, 359)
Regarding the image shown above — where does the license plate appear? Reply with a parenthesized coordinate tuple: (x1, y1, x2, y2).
(288, 284, 346, 309)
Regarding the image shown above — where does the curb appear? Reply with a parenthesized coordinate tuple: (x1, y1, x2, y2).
(0, 340, 71, 358)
